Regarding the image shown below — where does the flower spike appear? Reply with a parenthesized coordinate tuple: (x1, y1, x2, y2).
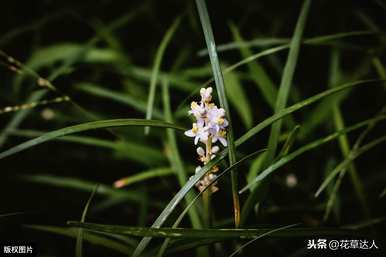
(185, 87, 228, 193)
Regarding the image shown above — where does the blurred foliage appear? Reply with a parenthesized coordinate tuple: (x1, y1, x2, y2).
(0, 0, 385, 256)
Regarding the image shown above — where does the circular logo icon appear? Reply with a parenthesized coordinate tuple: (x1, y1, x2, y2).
(329, 240, 339, 250)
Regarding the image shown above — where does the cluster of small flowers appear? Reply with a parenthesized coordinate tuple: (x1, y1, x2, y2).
(184, 87, 228, 193)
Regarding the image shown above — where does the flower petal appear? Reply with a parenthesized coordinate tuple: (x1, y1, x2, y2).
(184, 130, 195, 137)
(194, 136, 199, 145)
(219, 137, 227, 147)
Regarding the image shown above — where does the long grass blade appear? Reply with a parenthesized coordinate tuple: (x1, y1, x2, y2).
(76, 83, 164, 119)
(316, 134, 386, 198)
(228, 224, 298, 257)
(68, 221, 360, 238)
(223, 69, 253, 128)
(130, 80, 383, 256)
(21, 174, 162, 206)
(156, 150, 266, 257)
(265, 0, 311, 168)
(243, 117, 386, 193)
(9, 129, 166, 165)
(0, 119, 184, 160)
(327, 49, 370, 219)
(322, 135, 386, 220)
(229, 23, 277, 108)
(239, 115, 386, 193)
(177, 31, 381, 113)
(198, 31, 375, 55)
(76, 185, 98, 257)
(113, 168, 173, 188)
(276, 125, 301, 159)
(195, 0, 240, 228)
(26, 225, 134, 255)
(236, 80, 383, 147)
(162, 78, 203, 229)
(0, 10, 142, 148)
(145, 17, 181, 134)
(130, 79, 382, 257)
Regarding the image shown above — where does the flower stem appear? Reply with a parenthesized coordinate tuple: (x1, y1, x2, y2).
(203, 190, 211, 227)
(203, 136, 212, 227)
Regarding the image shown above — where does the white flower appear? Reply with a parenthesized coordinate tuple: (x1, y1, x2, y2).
(184, 122, 209, 144)
(212, 129, 227, 147)
(206, 105, 228, 132)
(200, 87, 213, 102)
(188, 101, 206, 119)
(185, 87, 228, 193)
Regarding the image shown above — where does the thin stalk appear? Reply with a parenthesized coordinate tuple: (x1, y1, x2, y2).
(203, 191, 211, 228)
(203, 135, 212, 227)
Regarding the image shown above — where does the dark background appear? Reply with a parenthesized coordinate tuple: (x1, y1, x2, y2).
(0, 0, 385, 256)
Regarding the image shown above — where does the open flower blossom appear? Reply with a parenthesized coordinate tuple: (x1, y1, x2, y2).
(184, 87, 228, 193)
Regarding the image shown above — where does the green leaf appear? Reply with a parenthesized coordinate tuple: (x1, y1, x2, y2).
(316, 134, 386, 198)
(26, 225, 134, 255)
(2, 10, 143, 148)
(0, 119, 184, 160)
(68, 221, 360, 238)
(166, 239, 220, 255)
(76, 185, 98, 257)
(223, 69, 253, 128)
(156, 150, 266, 257)
(239, 115, 386, 194)
(373, 58, 386, 79)
(9, 129, 166, 166)
(323, 135, 386, 220)
(343, 217, 386, 230)
(372, 57, 386, 90)
(162, 78, 203, 229)
(130, 78, 383, 257)
(195, 0, 240, 228)
(145, 17, 181, 134)
(324, 158, 341, 222)
(132, 150, 227, 257)
(178, 31, 378, 116)
(219, 32, 377, 86)
(325, 49, 369, 220)
(229, 23, 277, 109)
(229, 224, 298, 257)
(198, 31, 375, 55)
(127, 66, 198, 92)
(114, 168, 174, 188)
(76, 83, 164, 119)
(21, 174, 162, 207)
(236, 80, 383, 147)
(265, 0, 311, 168)
(276, 125, 301, 159)
(246, 152, 267, 192)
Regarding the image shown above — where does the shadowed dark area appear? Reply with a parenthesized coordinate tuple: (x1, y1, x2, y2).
(0, 0, 385, 256)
